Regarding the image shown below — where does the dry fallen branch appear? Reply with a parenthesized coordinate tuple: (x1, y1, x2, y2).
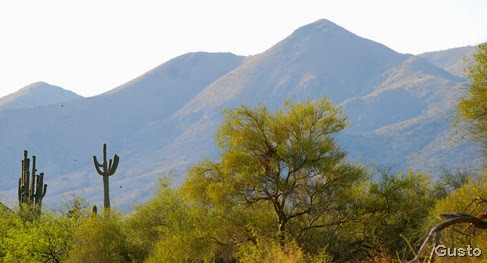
(408, 202, 487, 263)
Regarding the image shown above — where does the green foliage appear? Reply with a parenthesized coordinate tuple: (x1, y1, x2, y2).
(416, 172, 487, 263)
(141, 178, 270, 262)
(431, 168, 478, 199)
(68, 212, 133, 263)
(456, 43, 487, 152)
(0, 208, 16, 261)
(362, 169, 437, 261)
(237, 239, 308, 263)
(1, 211, 76, 263)
(290, 169, 439, 262)
(125, 178, 194, 261)
(180, 98, 371, 261)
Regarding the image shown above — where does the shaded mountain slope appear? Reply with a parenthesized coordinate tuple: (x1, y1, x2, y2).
(418, 45, 478, 76)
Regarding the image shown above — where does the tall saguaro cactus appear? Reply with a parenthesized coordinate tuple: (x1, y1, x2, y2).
(18, 150, 47, 215)
(93, 143, 119, 210)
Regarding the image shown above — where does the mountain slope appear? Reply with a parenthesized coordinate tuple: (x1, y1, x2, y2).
(176, 19, 408, 118)
(101, 52, 244, 119)
(0, 82, 83, 112)
(418, 46, 477, 76)
(342, 56, 465, 132)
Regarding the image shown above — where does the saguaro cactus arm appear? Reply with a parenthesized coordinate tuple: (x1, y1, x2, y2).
(109, 154, 119, 176)
(93, 156, 105, 175)
(34, 173, 47, 202)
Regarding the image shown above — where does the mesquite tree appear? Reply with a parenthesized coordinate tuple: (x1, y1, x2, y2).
(93, 143, 119, 210)
(184, 98, 367, 245)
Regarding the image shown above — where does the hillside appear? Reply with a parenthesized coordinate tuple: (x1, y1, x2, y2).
(418, 45, 478, 77)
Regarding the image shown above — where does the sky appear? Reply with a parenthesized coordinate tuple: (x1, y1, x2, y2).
(0, 0, 486, 98)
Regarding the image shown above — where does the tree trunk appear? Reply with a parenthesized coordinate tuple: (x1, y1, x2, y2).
(278, 217, 287, 246)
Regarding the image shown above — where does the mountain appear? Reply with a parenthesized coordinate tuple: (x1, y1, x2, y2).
(418, 45, 478, 77)
(0, 19, 483, 210)
(176, 19, 408, 116)
(0, 82, 83, 112)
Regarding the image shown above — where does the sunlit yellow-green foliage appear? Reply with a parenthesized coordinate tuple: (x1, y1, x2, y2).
(237, 239, 310, 263)
(363, 170, 436, 259)
(1, 210, 76, 263)
(127, 177, 229, 262)
(457, 43, 487, 150)
(184, 98, 369, 253)
(125, 178, 182, 260)
(425, 172, 487, 262)
(68, 212, 133, 263)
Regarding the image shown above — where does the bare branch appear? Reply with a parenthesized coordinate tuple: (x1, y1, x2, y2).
(408, 214, 487, 263)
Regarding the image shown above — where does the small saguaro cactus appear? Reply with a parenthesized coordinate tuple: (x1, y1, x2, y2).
(93, 143, 119, 210)
(92, 205, 97, 217)
(18, 150, 47, 215)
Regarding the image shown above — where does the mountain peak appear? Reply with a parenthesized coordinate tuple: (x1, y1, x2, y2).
(303, 19, 341, 30)
(25, 81, 50, 88)
(0, 82, 83, 111)
(289, 19, 348, 39)
(17, 81, 71, 95)
(272, 18, 400, 57)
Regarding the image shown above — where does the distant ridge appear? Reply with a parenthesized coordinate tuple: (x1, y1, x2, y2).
(0, 82, 83, 111)
(418, 45, 478, 76)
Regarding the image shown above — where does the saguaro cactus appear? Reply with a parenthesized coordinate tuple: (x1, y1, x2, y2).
(18, 150, 47, 215)
(93, 143, 119, 210)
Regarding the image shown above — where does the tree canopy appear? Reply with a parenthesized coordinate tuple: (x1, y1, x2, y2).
(184, 98, 369, 244)
(457, 43, 487, 152)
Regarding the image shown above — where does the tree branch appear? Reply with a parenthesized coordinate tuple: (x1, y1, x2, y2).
(408, 213, 487, 263)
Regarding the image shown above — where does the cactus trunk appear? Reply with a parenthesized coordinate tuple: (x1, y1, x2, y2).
(103, 172, 110, 209)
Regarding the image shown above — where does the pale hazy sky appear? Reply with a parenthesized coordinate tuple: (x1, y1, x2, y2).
(0, 0, 486, 98)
